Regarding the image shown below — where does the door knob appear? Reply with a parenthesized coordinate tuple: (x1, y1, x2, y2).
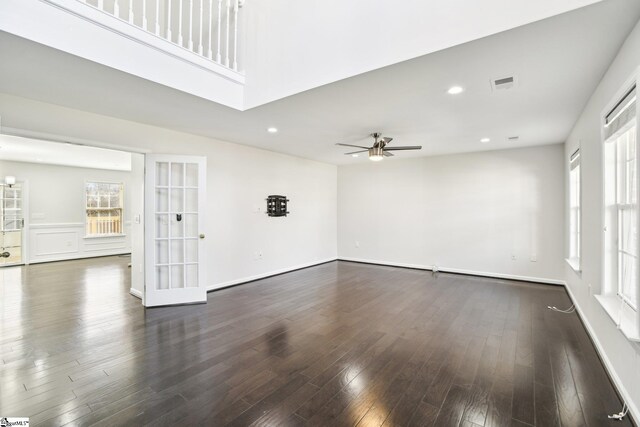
(199, 234, 205, 239)
(1, 252, 10, 258)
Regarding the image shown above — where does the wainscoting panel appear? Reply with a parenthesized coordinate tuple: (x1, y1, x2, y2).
(28, 222, 131, 264)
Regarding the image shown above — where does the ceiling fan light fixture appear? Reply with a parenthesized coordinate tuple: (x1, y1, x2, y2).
(369, 147, 384, 162)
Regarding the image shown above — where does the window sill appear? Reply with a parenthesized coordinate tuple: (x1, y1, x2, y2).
(84, 234, 127, 239)
(595, 294, 640, 342)
(565, 258, 581, 273)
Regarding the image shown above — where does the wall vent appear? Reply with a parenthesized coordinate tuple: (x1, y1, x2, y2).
(507, 136, 520, 141)
(491, 75, 517, 91)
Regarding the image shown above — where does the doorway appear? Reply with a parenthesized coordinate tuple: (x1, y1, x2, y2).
(0, 181, 25, 266)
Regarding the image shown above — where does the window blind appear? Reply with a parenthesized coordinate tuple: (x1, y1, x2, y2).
(570, 148, 580, 171)
(605, 85, 636, 141)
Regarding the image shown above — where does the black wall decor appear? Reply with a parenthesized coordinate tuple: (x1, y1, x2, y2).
(266, 195, 289, 217)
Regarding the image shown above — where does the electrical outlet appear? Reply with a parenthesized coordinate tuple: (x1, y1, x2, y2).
(511, 254, 517, 261)
(355, 241, 360, 248)
(530, 254, 537, 262)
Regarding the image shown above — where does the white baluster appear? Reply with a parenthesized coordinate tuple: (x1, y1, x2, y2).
(98, 0, 104, 10)
(143, 0, 148, 30)
(207, 0, 213, 59)
(216, 0, 222, 63)
(128, 0, 134, 23)
(114, 0, 120, 18)
(233, 0, 238, 70)
(198, 0, 204, 55)
(188, 0, 194, 51)
(155, 0, 160, 35)
(167, 0, 173, 41)
(225, 0, 230, 67)
(178, 0, 184, 46)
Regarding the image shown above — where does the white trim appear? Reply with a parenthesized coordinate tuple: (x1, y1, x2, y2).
(207, 258, 338, 292)
(337, 257, 565, 286)
(30, 222, 84, 229)
(1, 127, 151, 155)
(565, 285, 640, 424)
(84, 234, 127, 239)
(28, 251, 130, 264)
(594, 294, 640, 341)
(129, 287, 143, 299)
(565, 257, 582, 273)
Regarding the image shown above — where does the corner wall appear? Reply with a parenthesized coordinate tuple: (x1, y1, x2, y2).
(337, 144, 565, 284)
(563, 19, 640, 420)
(0, 93, 338, 291)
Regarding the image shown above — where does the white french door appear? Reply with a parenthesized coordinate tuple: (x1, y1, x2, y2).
(0, 183, 24, 266)
(144, 155, 207, 307)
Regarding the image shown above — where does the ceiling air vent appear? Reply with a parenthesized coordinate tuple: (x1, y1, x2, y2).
(507, 136, 520, 142)
(491, 75, 517, 91)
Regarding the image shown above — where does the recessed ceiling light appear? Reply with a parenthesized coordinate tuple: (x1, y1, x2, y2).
(267, 127, 278, 133)
(351, 154, 359, 158)
(447, 86, 464, 95)
(480, 138, 490, 143)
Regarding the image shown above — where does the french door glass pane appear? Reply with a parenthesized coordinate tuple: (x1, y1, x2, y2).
(171, 265, 184, 289)
(185, 163, 198, 187)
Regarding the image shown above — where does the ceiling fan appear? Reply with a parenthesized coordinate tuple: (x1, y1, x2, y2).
(336, 132, 422, 161)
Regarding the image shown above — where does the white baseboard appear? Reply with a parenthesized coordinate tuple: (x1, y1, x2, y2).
(129, 287, 143, 299)
(564, 285, 639, 424)
(28, 251, 131, 264)
(207, 258, 337, 292)
(338, 257, 566, 286)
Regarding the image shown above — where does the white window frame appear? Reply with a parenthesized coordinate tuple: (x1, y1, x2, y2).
(566, 147, 581, 272)
(597, 70, 640, 342)
(85, 181, 125, 238)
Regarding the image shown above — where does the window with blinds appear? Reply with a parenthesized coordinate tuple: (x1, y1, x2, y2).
(603, 84, 637, 310)
(569, 148, 581, 268)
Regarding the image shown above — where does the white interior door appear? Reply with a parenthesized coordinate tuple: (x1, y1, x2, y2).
(144, 155, 207, 307)
(0, 183, 24, 266)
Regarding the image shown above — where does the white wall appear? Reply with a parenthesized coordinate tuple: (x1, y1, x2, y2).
(563, 19, 640, 420)
(0, 93, 338, 290)
(129, 153, 145, 298)
(0, 159, 133, 263)
(338, 144, 564, 283)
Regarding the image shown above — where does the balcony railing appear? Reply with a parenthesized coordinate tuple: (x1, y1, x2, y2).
(78, 0, 243, 72)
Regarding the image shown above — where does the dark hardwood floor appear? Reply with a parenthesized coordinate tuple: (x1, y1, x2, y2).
(0, 257, 631, 426)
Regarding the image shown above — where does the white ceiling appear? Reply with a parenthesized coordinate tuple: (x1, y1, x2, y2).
(0, 134, 132, 171)
(0, 0, 639, 165)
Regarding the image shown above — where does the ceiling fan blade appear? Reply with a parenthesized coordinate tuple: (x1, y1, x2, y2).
(344, 150, 368, 155)
(336, 143, 371, 149)
(383, 151, 394, 157)
(382, 137, 393, 144)
(384, 146, 422, 151)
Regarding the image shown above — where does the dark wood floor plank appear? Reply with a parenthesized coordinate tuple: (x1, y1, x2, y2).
(511, 364, 535, 425)
(0, 257, 627, 426)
